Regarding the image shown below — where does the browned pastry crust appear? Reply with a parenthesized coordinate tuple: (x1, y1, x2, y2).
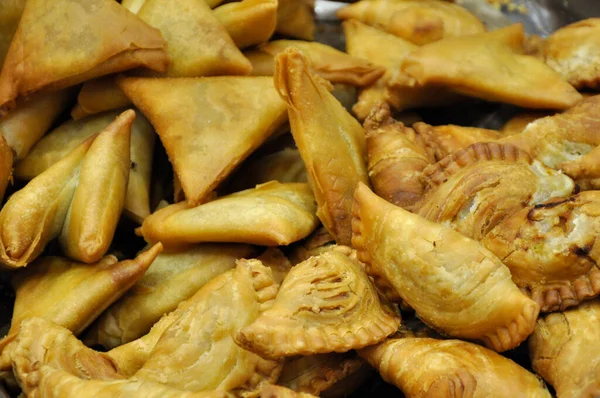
(483, 191, 600, 312)
(530, 300, 600, 398)
(417, 142, 575, 240)
(352, 182, 540, 352)
(360, 336, 551, 397)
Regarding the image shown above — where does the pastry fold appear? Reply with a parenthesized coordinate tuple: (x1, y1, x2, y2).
(71, 76, 132, 120)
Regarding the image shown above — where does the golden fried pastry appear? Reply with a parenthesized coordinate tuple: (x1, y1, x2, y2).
(140, 181, 318, 247)
(119, 76, 288, 205)
(0, 134, 12, 202)
(247, 40, 385, 87)
(227, 148, 308, 193)
(0, 89, 75, 160)
(0, 0, 169, 115)
(413, 122, 502, 161)
(137, 0, 251, 77)
(59, 110, 133, 263)
(278, 353, 366, 396)
(360, 336, 550, 398)
(288, 226, 336, 265)
(352, 183, 540, 352)
(134, 259, 282, 395)
(235, 250, 400, 358)
(543, 18, 600, 89)
(401, 24, 582, 109)
(274, 48, 369, 245)
(499, 111, 551, 137)
(336, 0, 485, 45)
(0, 136, 94, 268)
(85, 243, 254, 349)
(530, 300, 600, 398)
(417, 142, 575, 240)
(71, 76, 133, 120)
(0, 0, 24, 68)
(275, 0, 315, 40)
(214, 0, 277, 49)
(483, 191, 600, 312)
(343, 19, 458, 119)
(256, 248, 293, 285)
(14, 109, 155, 223)
(121, 0, 147, 13)
(0, 245, 162, 380)
(365, 103, 434, 210)
(261, 385, 317, 398)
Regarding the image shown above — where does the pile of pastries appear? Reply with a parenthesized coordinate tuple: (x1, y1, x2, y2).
(0, 0, 599, 396)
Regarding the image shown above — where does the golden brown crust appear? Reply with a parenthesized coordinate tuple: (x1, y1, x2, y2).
(0, 133, 12, 202)
(71, 76, 132, 120)
(361, 337, 550, 398)
(213, 0, 277, 50)
(235, 250, 400, 358)
(352, 183, 539, 352)
(275, 0, 315, 41)
(499, 111, 551, 137)
(260, 385, 318, 398)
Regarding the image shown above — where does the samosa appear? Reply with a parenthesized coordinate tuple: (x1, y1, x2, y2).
(118, 76, 288, 205)
(214, 0, 277, 49)
(0, 0, 169, 115)
(275, 0, 315, 40)
(0, 1, 25, 68)
(71, 76, 132, 120)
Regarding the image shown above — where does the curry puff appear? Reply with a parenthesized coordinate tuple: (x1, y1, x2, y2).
(140, 181, 318, 247)
(530, 299, 600, 398)
(336, 0, 485, 45)
(246, 40, 385, 87)
(214, 0, 277, 50)
(360, 336, 550, 398)
(85, 243, 255, 349)
(274, 48, 369, 245)
(135, 0, 251, 77)
(483, 191, 600, 313)
(543, 18, 600, 90)
(71, 76, 133, 120)
(15, 109, 156, 223)
(416, 142, 576, 241)
(235, 249, 400, 358)
(119, 76, 288, 205)
(352, 183, 540, 352)
(0, 0, 169, 115)
(400, 24, 582, 109)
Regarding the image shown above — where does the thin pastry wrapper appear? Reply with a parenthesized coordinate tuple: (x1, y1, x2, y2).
(134, 259, 282, 395)
(85, 243, 255, 349)
(235, 249, 400, 358)
(0, 88, 76, 160)
(0, 134, 12, 202)
(0, 0, 25, 68)
(360, 336, 550, 398)
(401, 24, 583, 109)
(0, 136, 95, 268)
(483, 191, 600, 312)
(336, 0, 485, 45)
(227, 147, 308, 193)
(59, 110, 133, 263)
(256, 247, 294, 285)
(274, 48, 369, 245)
(118, 76, 288, 206)
(0, 0, 169, 115)
(11, 318, 232, 398)
(0, 244, 162, 375)
(351, 182, 540, 352)
(365, 103, 434, 211)
(530, 299, 600, 398)
(121, 0, 148, 14)
(499, 111, 551, 137)
(140, 181, 318, 247)
(71, 76, 133, 120)
(247, 40, 385, 87)
(213, 0, 277, 50)
(543, 18, 600, 89)
(275, 0, 315, 41)
(137, 0, 251, 77)
(417, 142, 576, 240)
(413, 122, 501, 161)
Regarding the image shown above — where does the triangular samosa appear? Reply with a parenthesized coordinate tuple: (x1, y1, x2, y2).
(274, 47, 369, 245)
(71, 76, 133, 120)
(0, 0, 25, 68)
(400, 25, 582, 109)
(0, 88, 76, 160)
(246, 40, 385, 87)
(59, 110, 133, 263)
(14, 109, 156, 223)
(275, 0, 315, 40)
(136, 0, 251, 77)
(118, 76, 288, 205)
(0, 0, 170, 115)
(214, 0, 277, 49)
